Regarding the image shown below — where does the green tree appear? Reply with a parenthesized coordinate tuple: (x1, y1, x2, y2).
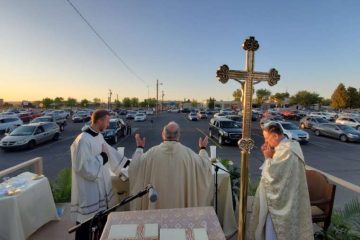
(122, 97, 131, 108)
(256, 89, 271, 104)
(289, 91, 322, 107)
(233, 89, 242, 101)
(191, 99, 198, 108)
(321, 98, 331, 106)
(65, 97, 77, 107)
(114, 99, 122, 108)
(80, 99, 89, 108)
(130, 98, 139, 108)
(331, 83, 348, 109)
(346, 86, 360, 108)
(93, 98, 101, 107)
(208, 97, 216, 109)
(42, 98, 53, 109)
(271, 92, 290, 106)
(53, 97, 64, 108)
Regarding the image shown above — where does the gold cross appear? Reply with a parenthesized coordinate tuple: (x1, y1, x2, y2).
(216, 36, 280, 240)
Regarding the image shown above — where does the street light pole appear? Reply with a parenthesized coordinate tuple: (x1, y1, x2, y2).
(162, 90, 164, 111)
(156, 80, 159, 115)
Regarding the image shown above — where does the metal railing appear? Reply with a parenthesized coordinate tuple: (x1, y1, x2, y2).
(0, 157, 43, 178)
(306, 165, 360, 194)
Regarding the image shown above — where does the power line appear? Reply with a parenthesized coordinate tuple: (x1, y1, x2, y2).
(65, 0, 147, 85)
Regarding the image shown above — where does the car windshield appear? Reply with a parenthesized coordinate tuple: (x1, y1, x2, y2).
(316, 118, 328, 123)
(10, 126, 36, 136)
(108, 122, 117, 129)
(220, 121, 240, 128)
(33, 117, 51, 123)
(281, 123, 299, 130)
(354, 118, 360, 122)
(337, 125, 356, 132)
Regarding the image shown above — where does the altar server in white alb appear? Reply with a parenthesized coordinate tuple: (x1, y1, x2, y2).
(70, 109, 139, 239)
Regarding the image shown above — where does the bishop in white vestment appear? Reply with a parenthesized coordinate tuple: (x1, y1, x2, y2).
(128, 121, 213, 210)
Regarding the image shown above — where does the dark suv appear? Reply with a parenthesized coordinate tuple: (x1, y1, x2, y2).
(209, 118, 242, 145)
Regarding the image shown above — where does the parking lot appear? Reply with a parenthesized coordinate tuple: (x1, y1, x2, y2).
(0, 112, 359, 207)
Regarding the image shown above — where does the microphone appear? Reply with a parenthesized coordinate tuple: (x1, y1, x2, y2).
(148, 186, 158, 203)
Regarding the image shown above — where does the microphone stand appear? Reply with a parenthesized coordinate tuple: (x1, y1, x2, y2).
(68, 186, 153, 240)
(211, 162, 238, 215)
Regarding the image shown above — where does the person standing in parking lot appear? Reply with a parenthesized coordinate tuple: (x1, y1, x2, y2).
(126, 120, 132, 135)
(70, 109, 140, 239)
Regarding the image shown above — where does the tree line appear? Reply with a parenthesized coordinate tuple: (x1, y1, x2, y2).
(38, 97, 158, 109)
(231, 83, 360, 109)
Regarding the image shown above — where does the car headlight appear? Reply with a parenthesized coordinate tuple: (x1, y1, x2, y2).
(347, 133, 358, 138)
(221, 131, 229, 137)
(16, 139, 28, 145)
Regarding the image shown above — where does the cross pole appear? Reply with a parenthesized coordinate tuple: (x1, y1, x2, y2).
(216, 36, 280, 240)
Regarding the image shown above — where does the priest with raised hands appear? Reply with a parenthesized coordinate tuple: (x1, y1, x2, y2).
(128, 121, 213, 210)
(70, 109, 140, 240)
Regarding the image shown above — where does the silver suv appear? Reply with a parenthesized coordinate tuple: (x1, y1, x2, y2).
(0, 122, 60, 150)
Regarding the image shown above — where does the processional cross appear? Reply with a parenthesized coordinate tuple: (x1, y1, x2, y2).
(216, 36, 280, 240)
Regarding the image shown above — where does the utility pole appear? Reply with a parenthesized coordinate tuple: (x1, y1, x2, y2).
(156, 80, 159, 116)
(108, 89, 112, 110)
(162, 90, 164, 111)
(156, 80, 163, 116)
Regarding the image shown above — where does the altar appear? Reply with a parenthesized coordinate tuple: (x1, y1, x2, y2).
(100, 207, 226, 240)
(111, 161, 237, 237)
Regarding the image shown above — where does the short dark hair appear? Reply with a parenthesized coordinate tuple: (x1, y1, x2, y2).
(263, 122, 283, 135)
(91, 109, 110, 124)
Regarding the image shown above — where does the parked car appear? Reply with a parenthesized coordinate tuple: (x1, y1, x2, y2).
(309, 112, 335, 121)
(209, 118, 242, 145)
(126, 111, 136, 120)
(146, 109, 154, 115)
(220, 109, 235, 115)
(188, 112, 198, 121)
(274, 121, 309, 143)
(181, 108, 191, 113)
(31, 116, 66, 131)
(118, 109, 128, 115)
(280, 110, 304, 120)
(0, 117, 23, 134)
(18, 112, 34, 123)
(72, 111, 91, 123)
(260, 115, 284, 127)
(134, 113, 147, 122)
(299, 116, 329, 129)
(52, 110, 70, 119)
(313, 123, 360, 142)
(42, 110, 54, 116)
(335, 116, 360, 130)
(226, 115, 242, 124)
(102, 119, 125, 144)
(0, 122, 60, 150)
(197, 111, 207, 119)
(169, 109, 180, 113)
(214, 113, 227, 118)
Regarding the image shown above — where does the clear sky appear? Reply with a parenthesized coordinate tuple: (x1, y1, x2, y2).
(1, 0, 360, 102)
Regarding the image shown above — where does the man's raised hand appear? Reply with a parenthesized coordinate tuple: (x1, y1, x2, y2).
(135, 133, 146, 148)
(198, 136, 209, 149)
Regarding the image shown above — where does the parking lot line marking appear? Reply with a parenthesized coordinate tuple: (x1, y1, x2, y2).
(196, 128, 223, 149)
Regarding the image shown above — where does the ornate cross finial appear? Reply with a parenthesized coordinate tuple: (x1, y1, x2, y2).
(242, 36, 259, 51)
(216, 64, 230, 84)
